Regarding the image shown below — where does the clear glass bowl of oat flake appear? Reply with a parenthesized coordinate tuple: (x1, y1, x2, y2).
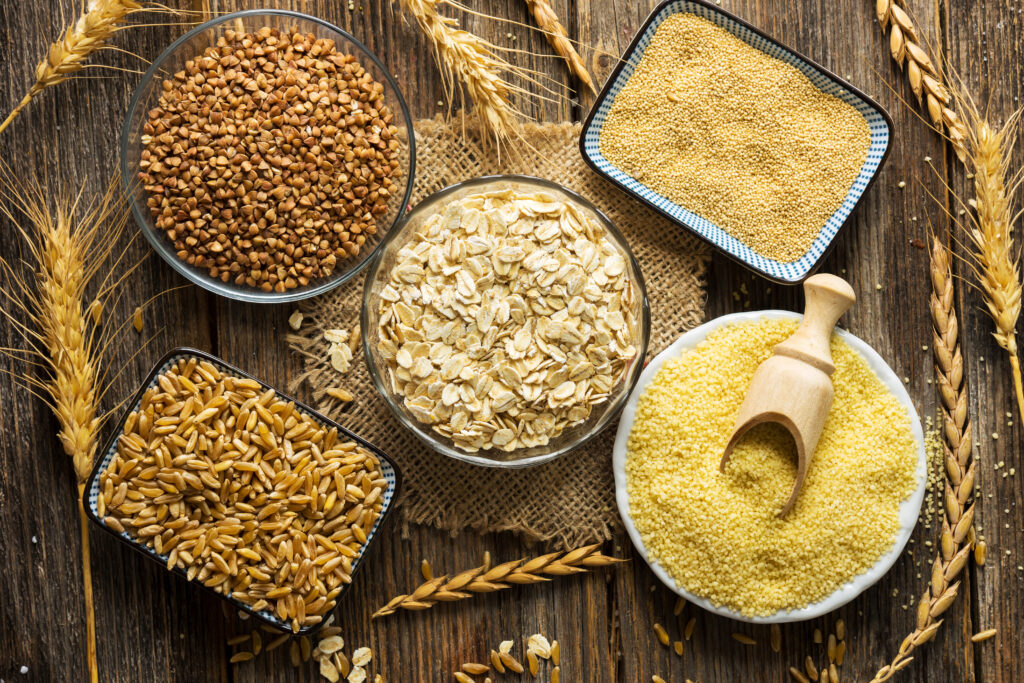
(361, 175, 651, 468)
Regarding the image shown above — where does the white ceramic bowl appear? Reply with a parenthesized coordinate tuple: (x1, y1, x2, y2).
(612, 310, 927, 623)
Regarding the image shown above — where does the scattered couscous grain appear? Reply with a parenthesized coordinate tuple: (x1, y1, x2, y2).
(625, 319, 918, 615)
(599, 13, 870, 262)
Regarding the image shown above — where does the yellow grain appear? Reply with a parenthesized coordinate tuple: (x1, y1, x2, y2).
(971, 628, 997, 642)
(625, 319, 918, 616)
(599, 13, 870, 262)
(732, 632, 756, 645)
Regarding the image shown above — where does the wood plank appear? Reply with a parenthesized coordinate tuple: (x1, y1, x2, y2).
(943, 0, 1024, 681)
(1, 0, 1020, 680)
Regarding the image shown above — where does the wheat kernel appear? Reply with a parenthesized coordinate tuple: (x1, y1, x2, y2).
(971, 628, 997, 642)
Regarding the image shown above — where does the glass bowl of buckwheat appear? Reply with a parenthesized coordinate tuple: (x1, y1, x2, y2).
(120, 9, 415, 303)
(361, 175, 651, 468)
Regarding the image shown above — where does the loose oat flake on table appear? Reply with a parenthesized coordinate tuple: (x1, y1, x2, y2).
(376, 188, 640, 452)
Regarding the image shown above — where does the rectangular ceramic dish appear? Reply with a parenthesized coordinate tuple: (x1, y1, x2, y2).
(83, 347, 402, 635)
(579, 0, 893, 284)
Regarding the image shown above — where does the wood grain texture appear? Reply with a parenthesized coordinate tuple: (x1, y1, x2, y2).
(0, 0, 1019, 681)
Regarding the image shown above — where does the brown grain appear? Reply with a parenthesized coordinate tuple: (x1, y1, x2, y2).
(139, 26, 401, 292)
(98, 356, 388, 632)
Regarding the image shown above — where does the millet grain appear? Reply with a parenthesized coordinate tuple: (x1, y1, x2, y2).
(600, 14, 870, 262)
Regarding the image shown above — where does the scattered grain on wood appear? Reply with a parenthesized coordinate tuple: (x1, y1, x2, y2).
(971, 628, 997, 642)
(731, 633, 756, 645)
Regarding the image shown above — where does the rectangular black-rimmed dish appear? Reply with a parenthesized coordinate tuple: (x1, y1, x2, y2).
(579, 0, 894, 284)
(83, 347, 402, 636)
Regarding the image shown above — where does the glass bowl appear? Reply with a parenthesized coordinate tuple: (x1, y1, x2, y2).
(361, 175, 651, 468)
(119, 9, 415, 303)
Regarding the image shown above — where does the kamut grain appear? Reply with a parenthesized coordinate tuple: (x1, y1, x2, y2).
(98, 356, 387, 632)
(625, 319, 918, 616)
(139, 26, 401, 292)
(599, 14, 870, 262)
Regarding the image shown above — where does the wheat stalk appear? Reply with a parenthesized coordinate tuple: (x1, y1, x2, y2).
(869, 237, 976, 682)
(372, 543, 625, 617)
(0, 0, 146, 136)
(874, 0, 967, 160)
(395, 0, 527, 149)
(0, 170, 133, 683)
(522, 0, 595, 95)
(954, 101, 1024, 427)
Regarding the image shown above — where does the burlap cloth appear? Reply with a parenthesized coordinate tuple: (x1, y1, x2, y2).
(288, 116, 708, 548)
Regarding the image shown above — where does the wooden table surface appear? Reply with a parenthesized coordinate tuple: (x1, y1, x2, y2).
(1, 0, 1021, 681)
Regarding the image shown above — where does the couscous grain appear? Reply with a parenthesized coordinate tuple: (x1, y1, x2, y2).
(625, 319, 918, 615)
(599, 14, 870, 262)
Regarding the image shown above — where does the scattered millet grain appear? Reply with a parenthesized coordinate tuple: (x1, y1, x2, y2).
(625, 319, 918, 616)
(599, 13, 869, 262)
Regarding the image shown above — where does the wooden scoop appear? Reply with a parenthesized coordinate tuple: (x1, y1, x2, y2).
(720, 274, 856, 517)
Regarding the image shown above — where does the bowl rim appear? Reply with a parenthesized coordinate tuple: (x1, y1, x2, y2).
(361, 173, 653, 468)
(579, 0, 895, 285)
(611, 310, 927, 623)
(82, 346, 403, 635)
(119, 8, 417, 304)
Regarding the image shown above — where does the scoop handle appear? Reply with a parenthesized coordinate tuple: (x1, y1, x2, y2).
(773, 274, 856, 375)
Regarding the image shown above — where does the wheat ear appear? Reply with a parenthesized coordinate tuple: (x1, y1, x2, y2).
(955, 101, 1024, 427)
(869, 237, 976, 682)
(0, 0, 143, 136)
(523, 0, 596, 95)
(372, 543, 625, 617)
(0, 172, 131, 683)
(874, 0, 967, 159)
(395, 0, 525, 148)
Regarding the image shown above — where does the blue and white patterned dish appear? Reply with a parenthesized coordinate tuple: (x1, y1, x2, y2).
(83, 348, 402, 635)
(579, 0, 893, 283)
